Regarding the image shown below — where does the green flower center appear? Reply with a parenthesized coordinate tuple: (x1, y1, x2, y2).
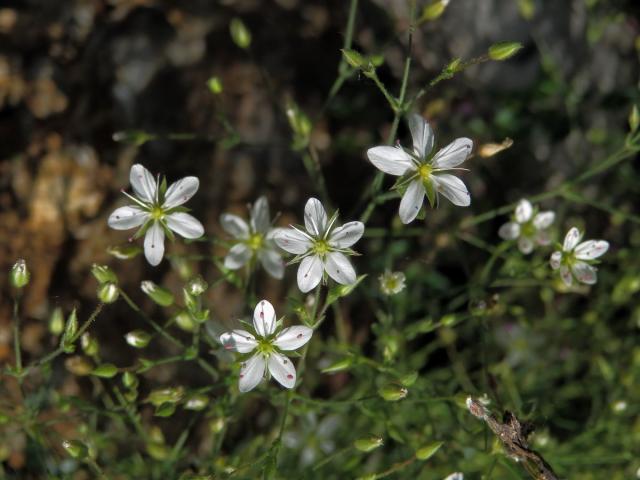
(256, 338, 275, 355)
(151, 207, 165, 220)
(247, 233, 264, 251)
(418, 163, 433, 181)
(521, 222, 536, 238)
(312, 239, 330, 256)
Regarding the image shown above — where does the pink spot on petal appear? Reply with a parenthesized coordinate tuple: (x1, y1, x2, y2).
(286, 374, 293, 379)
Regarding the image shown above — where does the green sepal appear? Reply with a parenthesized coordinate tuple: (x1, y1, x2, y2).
(424, 178, 436, 208)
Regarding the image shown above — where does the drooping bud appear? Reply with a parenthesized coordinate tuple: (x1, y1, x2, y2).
(9, 259, 30, 289)
(91, 264, 117, 284)
(49, 307, 65, 335)
(378, 383, 408, 402)
(62, 439, 88, 459)
(488, 41, 523, 61)
(97, 282, 119, 304)
(207, 76, 223, 95)
(141, 281, 174, 307)
(229, 18, 251, 49)
(354, 436, 383, 452)
(125, 330, 151, 348)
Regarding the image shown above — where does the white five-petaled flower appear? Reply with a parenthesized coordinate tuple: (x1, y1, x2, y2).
(219, 299, 313, 392)
(367, 114, 473, 224)
(273, 198, 364, 293)
(220, 196, 285, 279)
(108, 164, 204, 266)
(550, 227, 609, 287)
(498, 199, 555, 254)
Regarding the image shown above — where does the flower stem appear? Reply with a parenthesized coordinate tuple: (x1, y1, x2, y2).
(12, 295, 22, 377)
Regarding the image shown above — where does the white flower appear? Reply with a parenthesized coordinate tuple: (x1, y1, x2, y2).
(219, 299, 313, 392)
(273, 198, 364, 293)
(108, 164, 204, 266)
(366, 114, 473, 224)
(550, 227, 609, 287)
(379, 270, 406, 295)
(444, 474, 463, 480)
(220, 196, 285, 279)
(498, 199, 555, 254)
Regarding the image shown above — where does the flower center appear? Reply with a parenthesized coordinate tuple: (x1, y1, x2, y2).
(521, 222, 536, 238)
(256, 338, 274, 356)
(150, 207, 165, 220)
(418, 163, 432, 181)
(312, 239, 330, 256)
(247, 233, 264, 251)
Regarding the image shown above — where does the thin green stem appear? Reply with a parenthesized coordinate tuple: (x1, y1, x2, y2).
(12, 296, 22, 376)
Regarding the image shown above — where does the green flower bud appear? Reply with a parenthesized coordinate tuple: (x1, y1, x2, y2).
(62, 439, 88, 459)
(378, 383, 408, 402)
(229, 18, 251, 49)
(174, 311, 196, 332)
(81, 333, 99, 356)
(92, 363, 118, 378)
(420, 0, 450, 21)
(209, 417, 225, 433)
(186, 275, 208, 296)
(488, 41, 523, 61)
(415, 441, 443, 460)
(62, 309, 79, 351)
(155, 403, 176, 417)
(64, 356, 94, 376)
(9, 259, 30, 289)
(341, 48, 366, 69)
(91, 264, 117, 284)
(141, 281, 174, 307)
(207, 76, 223, 95)
(97, 282, 119, 304)
(399, 371, 418, 387)
(321, 357, 353, 374)
(122, 371, 139, 389)
(354, 435, 383, 452)
(629, 105, 639, 133)
(147, 387, 184, 406)
(107, 244, 142, 259)
(49, 307, 65, 335)
(184, 394, 209, 411)
(192, 308, 210, 324)
(125, 330, 151, 348)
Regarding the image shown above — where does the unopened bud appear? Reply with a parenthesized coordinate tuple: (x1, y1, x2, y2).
(354, 435, 383, 452)
(186, 275, 208, 296)
(341, 48, 366, 69)
(230, 18, 251, 49)
(141, 281, 174, 307)
(65, 356, 94, 376)
(415, 441, 443, 460)
(97, 282, 119, 304)
(147, 387, 184, 406)
(207, 76, 223, 95)
(62, 439, 88, 459)
(81, 333, 99, 356)
(10, 259, 29, 289)
(122, 371, 139, 389)
(184, 394, 209, 411)
(420, 0, 450, 21)
(107, 244, 142, 259)
(174, 311, 196, 332)
(62, 309, 79, 351)
(488, 41, 523, 61)
(629, 105, 639, 133)
(92, 363, 118, 378)
(49, 307, 65, 335)
(125, 330, 151, 348)
(378, 383, 408, 402)
(91, 264, 117, 284)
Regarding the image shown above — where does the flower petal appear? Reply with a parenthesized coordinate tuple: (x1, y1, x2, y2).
(366, 146, 414, 176)
(515, 199, 533, 223)
(574, 240, 609, 260)
(253, 299, 276, 337)
(259, 248, 285, 279)
(304, 198, 328, 237)
(219, 329, 257, 353)
(563, 227, 582, 251)
(533, 211, 555, 229)
(165, 212, 204, 239)
(130, 164, 157, 203)
(220, 213, 249, 239)
(328, 221, 364, 248)
(223, 243, 251, 270)
(432, 138, 473, 169)
(250, 196, 271, 233)
(398, 179, 425, 224)
(163, 176, 199, 209)
(108, 206, 148, 230)
(444, 474, 464, 480)
(144, 222, 165, 266)
(572, 261, 597, 285)
(518, 236, 534, 254)
(433, 174, 471, 207)
(324, 251, 356, 285)
(498, 222, 520, 240)
(267, 352, 296, 389)
(559, 265, 573, 287)
(408, 114, 434, 158)
(549, 251, 562, 270)
(297, 255, 323, 293)
(273, 325, 313, 350)
(239, 354, 266, 393)
(536, 230, 551, 246)
(273, 227, 312, 254)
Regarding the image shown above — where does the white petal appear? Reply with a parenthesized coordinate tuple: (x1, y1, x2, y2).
(398, 180, 425, 224)
(433, 174, 471, 207)
(165, 212, 204, 239)
(328, 221, 364, 248)
(559, 265, 573, 287)
(408, 114, 434, 158)
(219, 329, 257, 353)
(549, 251, 562, 270)
(304, 198, 328, 237)
(518, 236, 534, 254)
(220, 214, 249, 239)
(572, 261, 597, 285)
(536, 230, 551, 246)
(108, 206, 148, 230)
(533, 211, 555, 229)
(444, 474, 464, 480)
(267, 352, 296, 389)
(563, 227, 582, 251)
(130, 164, 157, 203)
(253, 299, 276, 337)
(324, 252, 356, 285)
(366, 146, 414, 176)
(432, 137, 473, 169)
(250, 196, 271, 233)
(273, 228, 312, 254)
(273, 325, 313, 351)
(574, 240, 609, 260)
(498, 222, 520, 240)
(297, 255, 323, 293)
(223, 243, 251, 270)
(239, 354, 266, 393)
(259, 248, 285, 279)
(162, 176, 199, 209)
(144, 222, 165, 266)
(515, 199, 533, 223)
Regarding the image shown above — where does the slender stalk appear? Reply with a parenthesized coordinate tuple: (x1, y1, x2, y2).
(12, 296, 22, 376)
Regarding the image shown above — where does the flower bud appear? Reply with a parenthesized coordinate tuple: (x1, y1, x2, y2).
(125, 330, 151, 348)
(9, 259, 29, 289)
(92, 363, 118, 378)
(207, 76, 223, 95)
(488, 41, 523, 61)
(97, 282, 119, 304)
(209, 417, 225, 433)
(91, 264, 117, 284)
(81, 333, 99, 356)
(629, 105, 639, 133)
(49, 307, 65, 335)
(141, 281, 174, 307)
(420, 0, 450, 21)
(378, 383, 408, 402)
(186, 275, 208, 296)
(62, 439, 88, 459)
(65, 356, 94, 376)
(107, 244, 142, 259)
(184, 394, 209, 411)
(354, 435, 383, 452)
(122, 371, 139, 389)
(183, 289, 198, 313)
(174, 311, 196, 332)
(341, 48, 366, 69)
(230, 18, 251, 49)
(192, 308, 210, 324)
(147, 387, 184, 406)
(62, 309, 79, 352)
(415, 441, 443, 460)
